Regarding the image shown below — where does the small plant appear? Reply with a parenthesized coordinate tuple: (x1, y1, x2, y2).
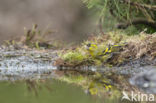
(23, 24, 56, 49)
(24, 24, 38, 45)
(62, 51, 84, 64)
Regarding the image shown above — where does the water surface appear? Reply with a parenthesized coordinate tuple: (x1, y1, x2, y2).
(0, 79, 101, 103)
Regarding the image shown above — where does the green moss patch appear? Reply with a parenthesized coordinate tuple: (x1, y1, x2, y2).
(56, 31, 156, 67)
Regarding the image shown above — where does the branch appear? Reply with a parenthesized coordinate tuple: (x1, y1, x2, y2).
(109, 9, 126, 22)
(116, 18, 156, 29)
(122, 0, 156, 11)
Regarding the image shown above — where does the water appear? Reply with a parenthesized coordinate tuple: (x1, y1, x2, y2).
(0, 80, 101, 103)
(0, 48, 103, 103)
(0, 47, 155, 103)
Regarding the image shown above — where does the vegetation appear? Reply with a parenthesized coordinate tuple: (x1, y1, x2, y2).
(56, 31, 156, 67)
(4, 24, 62, 49)
(1, 1, 156, 102)
(83, 0, 156, 33)
(2, 24, 156, 99)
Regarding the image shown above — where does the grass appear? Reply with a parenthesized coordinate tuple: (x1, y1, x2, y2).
(56, 30, 156, 67)
(3, 24, 62, 50)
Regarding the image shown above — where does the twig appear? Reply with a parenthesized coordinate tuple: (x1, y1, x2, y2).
(98, 17, 105, 35)
(122, 0, 156, 11)
(116, 18, 156, 29)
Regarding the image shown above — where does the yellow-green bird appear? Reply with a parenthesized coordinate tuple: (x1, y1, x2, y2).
(86, 43, 123, 57)
(86, 43, 98, 57)
(86, 43, 111, 57)
(102, 44, 122, 55)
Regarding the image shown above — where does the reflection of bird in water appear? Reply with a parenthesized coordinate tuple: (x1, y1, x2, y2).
(130, 67, 156, 94)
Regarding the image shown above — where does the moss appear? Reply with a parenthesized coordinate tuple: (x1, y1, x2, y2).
(93, 59, 102, 66)
(62, 51, 85, 64)
(58, 30, 156, 67)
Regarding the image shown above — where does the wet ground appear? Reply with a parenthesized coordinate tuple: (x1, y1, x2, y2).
(0, 45, 155, 84)
(0, 46, 58, 80)
(0, 46, 155, 79)
(0, 46, 156, 103)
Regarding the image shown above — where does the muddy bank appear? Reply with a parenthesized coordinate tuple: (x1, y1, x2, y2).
(0, 46, 58, 80)
(0, 47, 155, 103)
(0, 44, 155, 79)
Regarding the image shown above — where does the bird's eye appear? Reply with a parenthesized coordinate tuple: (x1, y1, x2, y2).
(87, 43, 91, 47)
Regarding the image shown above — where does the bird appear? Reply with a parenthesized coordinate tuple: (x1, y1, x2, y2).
(86, 43, 122, 57)
(85, 43, 98, 57)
